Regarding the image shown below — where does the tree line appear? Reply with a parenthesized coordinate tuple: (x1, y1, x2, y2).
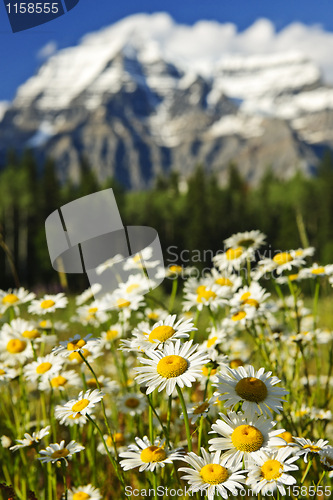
(1, 149, 333, 291)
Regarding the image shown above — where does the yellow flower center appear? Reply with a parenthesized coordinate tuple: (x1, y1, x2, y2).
(215, 277, 232, 286)
(207, 336, 218, 348)
(87, 378, 103, 388)
(39, 320, 49, 328)
(6, 339, 27, 354)
(133, 254, 141, 263)
(241, 293, 259, 308)
(68, 414, 82, 420)
(72, 399, 89, 412)
(51, 448, 69, 459)
(193, 402, 210, 415)
(169, 265, 182, 273)
(289, 274, 299, 281)
(125, 397, 140, 409)
(303, 445, 321, 452)
(231, 311, 246, 321)
(106, 433, 125, 448)
(69, 349, 91, 363)
(202, 366, 217, 377)
(51, 375, 67, 388)
(311, 267, 325, 275)
(36, 362, 52, 374)
(226, 247, 243, 260)
(196, 286, 217, 303)
(106, 329, 119, 340)
(200, 464, 228, 484)
(235, 377, 268, 403)
(117, 298, 131, 308)
(273, 252, 293, 265)
(73, 493, 90, 500)
(277, 431, 294, 444)
(40, 300, 55, 309)
(22, 329, 40, 339)
(231, 424, 264, 452)
(148, 325, 176, 343)
(230, 358, 244, 369)
(261, 459, 283, 481)
(0, 369, 6, 375)
(2, 294, 19, 305)
(157, 355, 188, 378)
(126, 284, 139, 293)
(140, 446, 166, 463)
(148, 312, 159, 320)
(67, 339, 86, 350)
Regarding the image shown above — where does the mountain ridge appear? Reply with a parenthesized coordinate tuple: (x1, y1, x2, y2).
(0, 13, 332, 188)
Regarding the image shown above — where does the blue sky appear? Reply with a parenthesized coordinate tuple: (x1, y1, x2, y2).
(1, 0, 333, 101)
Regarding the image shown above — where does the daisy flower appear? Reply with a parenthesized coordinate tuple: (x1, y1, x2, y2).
(95, 254, 124, 275)
(119, 436, 183, 472)
(208, 411, 285, 466)
(72, 302, 109, 327)
(24, 354, 64, 383)
(118, 393, 148, 416)
(38, 370, 81, 392)
(97, 432, 127, 455)
(68, 484, 101, 500)
(229, 282, 270, 314)
(182, 279, 228, 312)
(213, 246, 253, 272)
(203, 268, 242, 296)
(0, 287, 35, 314)
(54, 389, 105, 422)
(38, 440, 84, 466)
(60, 413, 88, 428)
(224, 230, 266, 252)
(302, 263, 333, 278)
(294, 437, 329, 463)
(100, 290, 144, 318)
(75, 283, 102, 305)
(182, 397, 216, 424)
(117, 273, 155, 296)
(214, 365, 288, 420)
(134, 339, 210, 396)
(143, 307, 168, 322)
(85, 375, 119, 393)
(28, 293, 68, 315)
(0, 364, 17, 382)
(123, 247, 160, 271)
(246, 448, 299, 496)
(10, 426, 50, 451)
(1, 318, 41, 342)
(179, 448, 246, 500)
(52, 334, 100, 358)
(255, 250, 305, 277)
(0, 332, 33, 365)
(121, 315, 196, 352)
(319, 446, 333, 471)
(100, 323, 124, 349)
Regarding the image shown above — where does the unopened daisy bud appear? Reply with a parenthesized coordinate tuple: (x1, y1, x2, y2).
(319, 446, 333, 471)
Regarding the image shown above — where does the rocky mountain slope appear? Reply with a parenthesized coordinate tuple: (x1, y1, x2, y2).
(1, 13, 333, 188)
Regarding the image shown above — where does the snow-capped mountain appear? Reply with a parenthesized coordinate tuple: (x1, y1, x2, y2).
(1, 13, 333, 188)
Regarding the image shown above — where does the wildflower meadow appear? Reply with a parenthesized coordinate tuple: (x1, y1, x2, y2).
(1, 230, 333, 500)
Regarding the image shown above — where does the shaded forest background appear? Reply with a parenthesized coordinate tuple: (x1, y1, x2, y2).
(1, 149, 333, 292)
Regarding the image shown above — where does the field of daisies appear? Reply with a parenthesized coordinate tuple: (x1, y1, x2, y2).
(1, 229, 333, 500)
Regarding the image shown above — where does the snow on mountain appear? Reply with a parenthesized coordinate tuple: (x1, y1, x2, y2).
(2, 13, 333, 187)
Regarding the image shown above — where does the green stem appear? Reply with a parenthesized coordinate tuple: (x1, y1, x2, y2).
(301, 458, 312, 483)
(176, 386, 192, 452)
(313, 278, 320, 330)
(149, 394, 154, 443)
(61, 462, 68, 500)
(168, 278, 178, 313)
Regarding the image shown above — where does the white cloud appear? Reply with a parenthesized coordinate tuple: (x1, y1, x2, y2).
(85, 13, 333, 83)
(37, 41, 57, 60)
